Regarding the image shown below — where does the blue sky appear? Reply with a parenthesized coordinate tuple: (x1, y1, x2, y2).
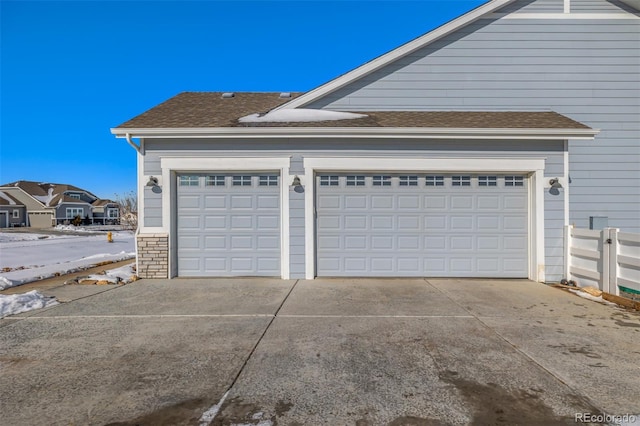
(1, 0, 485, 199)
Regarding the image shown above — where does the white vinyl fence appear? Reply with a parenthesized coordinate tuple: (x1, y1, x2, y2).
(565, 226, 640, 297)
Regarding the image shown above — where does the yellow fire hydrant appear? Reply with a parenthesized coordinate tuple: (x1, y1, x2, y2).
(107, 232, 113, 243)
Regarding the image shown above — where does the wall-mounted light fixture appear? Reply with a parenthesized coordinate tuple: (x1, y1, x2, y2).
(291, 175, 304, 193)
(146, 176, 162, 193)
(549, 178, 563, 189)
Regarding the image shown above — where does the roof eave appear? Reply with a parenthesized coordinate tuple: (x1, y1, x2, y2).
(273, 0, 516, 110)
(111, 127, 599, 140)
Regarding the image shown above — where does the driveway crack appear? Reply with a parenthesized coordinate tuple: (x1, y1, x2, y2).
(199, 279, 299, 425)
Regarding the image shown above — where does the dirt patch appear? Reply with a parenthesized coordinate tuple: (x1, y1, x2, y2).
(274, 400, 293, 416)
(104, 398, 208, 426)
(439, 370, 586, 425)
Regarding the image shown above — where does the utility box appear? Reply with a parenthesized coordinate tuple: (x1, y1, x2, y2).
(589, 216, 608, 230)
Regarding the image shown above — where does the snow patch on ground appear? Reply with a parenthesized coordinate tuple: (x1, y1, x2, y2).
(0, 231, 135, 289)
(0, 290, 58, 318)
(76, 263, 137, 285)
(239, 108, 367, 123)
(199, 391, 229, 426)
(0, 233, 55, 243)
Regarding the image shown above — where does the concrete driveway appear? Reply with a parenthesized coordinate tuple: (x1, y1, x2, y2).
(1, 278, 638, 426)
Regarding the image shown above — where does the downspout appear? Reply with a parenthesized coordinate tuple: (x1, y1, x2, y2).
(125, 133, 142, 154)
(125, 132, 143, 276)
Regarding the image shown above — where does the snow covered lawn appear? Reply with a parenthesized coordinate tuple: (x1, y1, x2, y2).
(0, 230, 135, 289)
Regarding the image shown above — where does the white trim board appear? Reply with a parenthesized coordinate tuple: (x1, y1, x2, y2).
(303, 157, 546, 282)
(158, 157, 291, 279)
(487, 12, 640, 19)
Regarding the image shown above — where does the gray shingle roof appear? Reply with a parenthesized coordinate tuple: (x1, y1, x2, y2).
(115, 92, 591, 130)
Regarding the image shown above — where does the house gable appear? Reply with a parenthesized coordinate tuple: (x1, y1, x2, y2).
(295, 0, 639, 232)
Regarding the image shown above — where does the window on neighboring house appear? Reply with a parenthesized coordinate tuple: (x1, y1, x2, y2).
(259, 175, 278, 186)
(66, 208, 83, 218)
(425, 176, 445, 187)
(372, 176, 391, 186)
(319, 176, 339, 186)
(12, 210, 19, 218)
(452, 176, 471, 187)
(179, 175, 200, 186)
(68, 193, 81, 200)
(346, 175, 365, 186)
(505, 176, 524, 187)
(232, 175, 252, 186)
(399, 176, 418, 186)
(206, 175, 225, 186)
(107, 208, 119, 218)
(478, 176, 498, 187)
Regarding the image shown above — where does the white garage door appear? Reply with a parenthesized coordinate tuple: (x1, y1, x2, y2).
(177, 173, 280, 277)
(316, 173, 528, 277)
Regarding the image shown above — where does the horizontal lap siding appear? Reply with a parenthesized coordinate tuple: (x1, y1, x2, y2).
(307, 12, 640, 233)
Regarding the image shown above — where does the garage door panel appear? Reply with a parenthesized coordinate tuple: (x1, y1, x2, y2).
(204, 236, 227, 249)
(179, 216, 201, 229)
(316, 174, 528, 277)
(178, 195, 201, 209)
(205, 195, 227, 209)
(230, 195, 253, 209)
(371, 216, 393, 230)
(179, 236, 201, 249)
(425, 195, 447, 209)
(177, 173, 280, 277)
(204, 216, 226, 229)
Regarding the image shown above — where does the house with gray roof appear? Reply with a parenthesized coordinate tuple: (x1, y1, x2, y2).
(0, 191, 26, 228)
(112, 0, 638, 282)
(0, 181, 120, 227)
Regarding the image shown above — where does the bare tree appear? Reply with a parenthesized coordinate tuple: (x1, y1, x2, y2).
(115, 191, 138, 231)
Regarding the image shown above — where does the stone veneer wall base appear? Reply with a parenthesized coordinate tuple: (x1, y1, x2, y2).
(137, 234, 169, 279)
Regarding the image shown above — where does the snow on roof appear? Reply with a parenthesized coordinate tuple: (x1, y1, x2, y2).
(32, 187, 57, 207)
(238, 108, 368, 123)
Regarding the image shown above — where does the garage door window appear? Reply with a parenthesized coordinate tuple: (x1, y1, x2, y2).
(505, 176, 525, 187)
(259, 175, 279, 186)
(346, 176, 365, 186)
(232, 175, 252, 186)
(426, 175, 445, 186)
(206, 175, 225, 186)
(399, 175, 418, 186)
(478, 176, 498, 187)
(452, 176, 471, 186)
(320, 176, 339, 186)
(179, 175, 200, 186)
(373, 175, 391, 186)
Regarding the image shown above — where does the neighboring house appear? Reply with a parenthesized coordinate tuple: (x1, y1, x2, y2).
(0, 191, 26, 228)
(0, 181, 120, 227)
(111, 0, 638, 282)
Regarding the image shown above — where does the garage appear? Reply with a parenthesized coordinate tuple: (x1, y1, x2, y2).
(316, 173, 529, 277)
(176, 173, 281, 277)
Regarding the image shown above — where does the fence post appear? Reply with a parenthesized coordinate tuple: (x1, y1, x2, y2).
(564, 225, 572, 281)
(609, 228, 619, 296)
(602, 228, 610, 294)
